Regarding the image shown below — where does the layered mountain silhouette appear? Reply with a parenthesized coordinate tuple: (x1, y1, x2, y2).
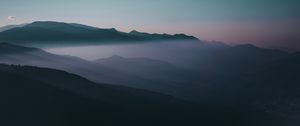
(0, 42, 299, 125)
(0, 21, 199, 45)
(0, 42, 137, 84)
(0, 43, 201, 100)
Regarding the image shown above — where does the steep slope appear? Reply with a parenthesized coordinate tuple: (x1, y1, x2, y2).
(0, 21, 199, 45)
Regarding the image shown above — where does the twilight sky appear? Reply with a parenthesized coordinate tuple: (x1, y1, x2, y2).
(0, 0, 299, 50)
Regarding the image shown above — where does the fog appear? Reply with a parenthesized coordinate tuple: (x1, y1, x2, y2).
(46, 40, 225, 69)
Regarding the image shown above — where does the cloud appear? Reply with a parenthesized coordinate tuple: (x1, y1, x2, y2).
(7, 16, 17, 20)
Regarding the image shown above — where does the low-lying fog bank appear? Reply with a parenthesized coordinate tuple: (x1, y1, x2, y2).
(46, 40, 226, 69)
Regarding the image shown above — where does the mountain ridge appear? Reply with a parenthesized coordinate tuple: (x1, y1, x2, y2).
(0, 23, 27, 32)
(0, 21, 199, 45)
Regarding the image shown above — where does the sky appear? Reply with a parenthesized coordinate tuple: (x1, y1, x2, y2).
(0, 0, 300, 50)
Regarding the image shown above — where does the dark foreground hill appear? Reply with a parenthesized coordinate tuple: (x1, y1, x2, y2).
(0, 64, 279, 126)
(0, 64, 196, 126)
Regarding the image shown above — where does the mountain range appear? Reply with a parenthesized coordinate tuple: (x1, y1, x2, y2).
(1, 42, 300, 125)
(0, 42, 202, 101)
(0, 21, 199, 45)
(0, 23, 299, 126)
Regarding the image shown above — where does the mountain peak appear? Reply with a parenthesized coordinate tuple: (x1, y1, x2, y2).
(129, 30, 141, 34)
(27, 21, 73, 28)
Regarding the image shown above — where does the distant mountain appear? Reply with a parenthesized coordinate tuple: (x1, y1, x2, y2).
(0, 21, 199, 45)
(0, 24, 27, 32)
(207, 44, 289, 75)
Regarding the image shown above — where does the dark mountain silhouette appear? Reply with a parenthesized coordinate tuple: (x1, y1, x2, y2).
(129, 30, 198, 40)
(0, 64, 270, 126)
(0, 64, 193, 126)
(0, 21, 199, 45)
